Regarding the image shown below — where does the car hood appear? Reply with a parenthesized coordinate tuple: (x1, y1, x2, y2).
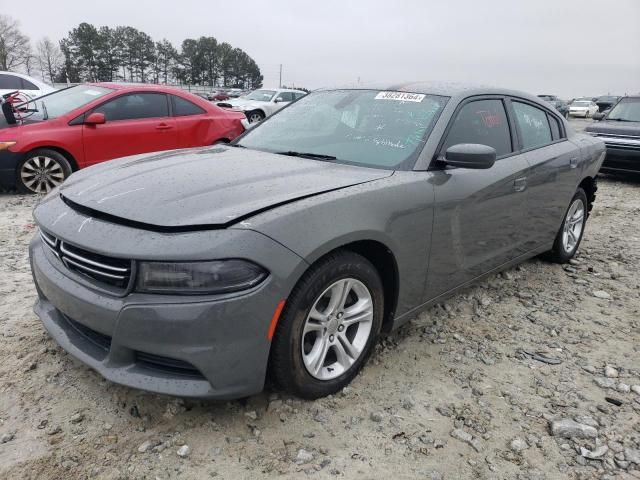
(58, 147, 392, 229)
(586, 121, 640, 137)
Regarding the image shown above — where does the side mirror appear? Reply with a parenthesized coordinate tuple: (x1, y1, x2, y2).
(592, 112, 605, 121)
(274, 97, 284, 103)
(85, 112, 106, 125)
(443, 143, 496, 169)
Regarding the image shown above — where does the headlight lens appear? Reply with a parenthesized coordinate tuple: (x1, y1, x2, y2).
(136, 260, 268, 295)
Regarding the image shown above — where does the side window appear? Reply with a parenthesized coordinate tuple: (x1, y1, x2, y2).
(442, 99, 512, 157)
(93, 93, 169, 121)
(276, 92, 294, 102)
(293, 92, 306, 100)
(548, 114, 561, 140)
(20, 78, 39, 90)
(512, 101, 552, 149)
(172, 95, 206, 116)
(0, 73, 23, 90)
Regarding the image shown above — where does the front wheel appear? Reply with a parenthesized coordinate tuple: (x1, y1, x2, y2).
(246, 110, 265, 124)
(17, 149, 72, 194)
(269, 251, 384, 399)
(546, 188, 588, 263)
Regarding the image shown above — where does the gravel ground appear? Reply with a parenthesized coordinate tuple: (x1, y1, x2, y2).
(1, 121, 639, 479)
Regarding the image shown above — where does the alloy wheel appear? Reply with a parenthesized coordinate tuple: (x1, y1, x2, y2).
(301, 278, 374, 381)
(248, 112, 263, 123)
(20, 156, 65, 193)
(562, 199, 585, 254)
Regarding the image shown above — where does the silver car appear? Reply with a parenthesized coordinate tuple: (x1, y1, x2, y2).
(30, 82, 605, 399)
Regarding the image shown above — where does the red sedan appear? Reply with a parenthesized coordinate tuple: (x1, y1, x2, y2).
(0, 83, 246, 193)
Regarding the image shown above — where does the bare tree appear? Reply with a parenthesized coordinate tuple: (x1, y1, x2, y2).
(0, 15, 31, 71)
(36, 37, 62, 83)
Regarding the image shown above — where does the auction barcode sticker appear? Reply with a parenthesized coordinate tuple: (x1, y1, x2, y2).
(375, 91, 425, 102)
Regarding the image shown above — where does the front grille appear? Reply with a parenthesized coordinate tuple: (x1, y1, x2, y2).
(135, 351, 204, 378)
(40, 230, 132, 289)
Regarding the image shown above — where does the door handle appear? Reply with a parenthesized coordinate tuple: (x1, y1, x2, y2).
(514, 177, 527, 192)
(570, 157, 578, 169)
(155, 123, 173, 130)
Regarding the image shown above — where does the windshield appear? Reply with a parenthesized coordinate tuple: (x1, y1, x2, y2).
(572, 101, 590, 107)
(607, 98, 640, 122)
(17, 85, 112, 120)
(244, 90, 276, 102)
(238, 89, 448, 170)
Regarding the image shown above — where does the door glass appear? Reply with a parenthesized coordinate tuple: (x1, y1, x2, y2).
(276, 92, 294, 102)
(94, 93, 169, 121)
(0, 74, 23, 89)
(442, 99, 512, 157)
(513, 101, 552, 149)
(548, 114, 561, 140)
(172, 95, 206, 116)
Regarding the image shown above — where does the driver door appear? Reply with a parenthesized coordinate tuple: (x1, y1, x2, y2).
(82, 92, 177, 165)
(425, 97, 530, 300)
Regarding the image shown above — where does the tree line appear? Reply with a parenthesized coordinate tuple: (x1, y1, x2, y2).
(0, 15, 263, 89)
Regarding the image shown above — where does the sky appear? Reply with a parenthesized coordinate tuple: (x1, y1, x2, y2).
(3, 0, 640, 98)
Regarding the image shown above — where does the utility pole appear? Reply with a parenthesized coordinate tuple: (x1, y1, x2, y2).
(279, 64, 282, 88)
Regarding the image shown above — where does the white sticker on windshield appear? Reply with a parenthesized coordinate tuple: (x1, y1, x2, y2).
(84, 90, 103, 96)
(375, 91, 426, 102)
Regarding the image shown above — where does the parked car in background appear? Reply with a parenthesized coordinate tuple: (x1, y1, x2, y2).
(587, 96, 640, 174)
(595, 95, 620, 114)
(0, 83, 245, 193)
(208, 90, 230, 101)
(569, 100, 599, 118)
(29, 82, 604, 400)
(538, 95, 569, 118)
(218, 88, 307, 123)
(0, 71, 56, 100)
(227, 89, 244, 98)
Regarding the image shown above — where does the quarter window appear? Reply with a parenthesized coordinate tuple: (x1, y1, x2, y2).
(548, 114, 561, 140)
(512, 101, 552, 149)
(172, 95, 206, 116)
(20, 78, 39, 90)
(442, 99, 512, 157)
(94, 93, 169, 121)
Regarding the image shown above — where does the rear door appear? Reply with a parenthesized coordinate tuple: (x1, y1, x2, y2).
(508, 99, 579, 251)
(426, 97, 530, 300)
(82, 92, 177, 165)
(170, 94, 212, 148)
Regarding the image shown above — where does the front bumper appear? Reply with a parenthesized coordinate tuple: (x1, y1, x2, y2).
(592, 135, 640, 174)
(29, 200, 306, 399)
(0, 149, 22, 190)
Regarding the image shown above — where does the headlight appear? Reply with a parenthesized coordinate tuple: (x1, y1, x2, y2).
(136, 260, 268, 295)
(0, 141, 17, 151)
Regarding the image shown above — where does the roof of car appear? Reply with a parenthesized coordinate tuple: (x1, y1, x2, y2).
(90, 82, 183, 91)
(316, 81, 543, 103)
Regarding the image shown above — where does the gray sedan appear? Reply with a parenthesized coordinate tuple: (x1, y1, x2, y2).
(29, 82, 605, 399)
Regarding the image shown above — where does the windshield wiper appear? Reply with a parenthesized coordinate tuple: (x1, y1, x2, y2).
(606, 118, 635, 122)
(277, 151, 337, 161)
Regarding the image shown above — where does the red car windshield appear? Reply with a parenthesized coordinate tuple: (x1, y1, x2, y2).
(18, 85, 113, 120)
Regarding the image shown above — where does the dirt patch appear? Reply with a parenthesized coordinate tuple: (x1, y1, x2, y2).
(1, 176, 639, 480)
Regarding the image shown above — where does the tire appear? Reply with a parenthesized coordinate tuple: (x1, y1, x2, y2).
(17, 149, 72, 194)
(546, 188, 588, 264)
(246, 110, 265, 124)
(270, 250, 384, 399)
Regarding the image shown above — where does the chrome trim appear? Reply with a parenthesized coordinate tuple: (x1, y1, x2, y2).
(62, 257, 127, 281)
(60, 242, 129, 273)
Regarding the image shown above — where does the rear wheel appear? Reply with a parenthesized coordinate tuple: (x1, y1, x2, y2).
(546, 188, 588, 263)
(17, 149, 72, 194)
(270, 251, 384, 399)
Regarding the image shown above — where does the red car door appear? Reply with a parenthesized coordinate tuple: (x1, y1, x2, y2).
(170, 94, 215, 148)
(82, 92, 177, 165)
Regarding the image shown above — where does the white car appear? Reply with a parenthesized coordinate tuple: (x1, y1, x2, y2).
(569, 100, 599, 118)
(0, 71, 56, 100)
(219, 88, 307, 123)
